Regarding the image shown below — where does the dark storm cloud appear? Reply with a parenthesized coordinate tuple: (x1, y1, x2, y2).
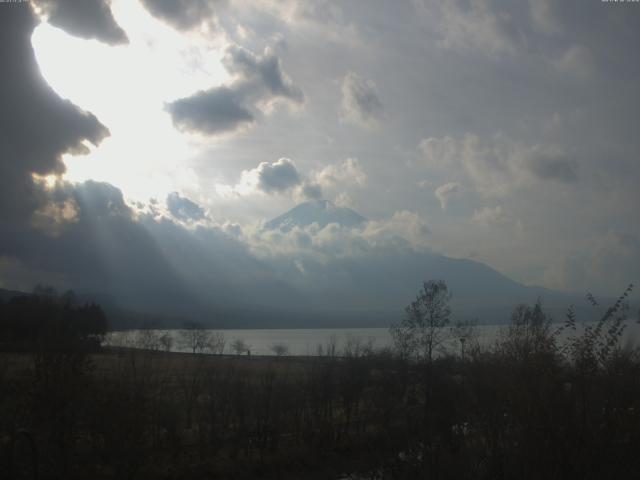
(73, 181, 130, 219)
(223, 45, 305, 103)
(34, 0, 127, 45)
(0, 3, 109, 224)
(166, 45, 303, 136)
(256, 158, 302, 193)
(167, 192, 206, 221)
(300, 182, 323, 201)
(166, 86, 254, 135)
(526, 153, 577, 183)
(140, 0, 221, 31)
(341, 72, 383, 128)
(224, 159, 325, 200)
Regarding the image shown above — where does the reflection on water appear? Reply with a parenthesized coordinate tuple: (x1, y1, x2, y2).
(104, 322, 640, 357)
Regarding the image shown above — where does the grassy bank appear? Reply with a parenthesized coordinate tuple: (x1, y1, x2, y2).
(3, 326, 640, 479)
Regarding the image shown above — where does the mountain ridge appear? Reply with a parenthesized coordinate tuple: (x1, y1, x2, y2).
(0, 202, 614, 329)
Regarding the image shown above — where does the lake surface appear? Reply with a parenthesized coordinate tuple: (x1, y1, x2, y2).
(104, 322, 640, 356)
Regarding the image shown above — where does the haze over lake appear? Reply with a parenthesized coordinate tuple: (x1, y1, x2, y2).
(106, 323, 640, 357)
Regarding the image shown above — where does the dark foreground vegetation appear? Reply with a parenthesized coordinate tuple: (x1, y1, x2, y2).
(1, 285, 640, 479)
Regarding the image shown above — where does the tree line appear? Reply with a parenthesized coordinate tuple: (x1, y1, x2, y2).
(1, 281, 639, 479)
(0, 286, 106, 352)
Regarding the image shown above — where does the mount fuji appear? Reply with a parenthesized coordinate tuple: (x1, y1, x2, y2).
(256, 200, 596, 326)
(265, 200, 366, 232)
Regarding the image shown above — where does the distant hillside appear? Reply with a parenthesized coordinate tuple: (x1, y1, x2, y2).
(258, 201, 608, 326)
(1, 198, 627, 329)
(0, 288, 189, 331)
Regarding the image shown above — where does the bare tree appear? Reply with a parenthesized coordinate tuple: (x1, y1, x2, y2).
(159, 332, 173, 352)
(389, 322, 415, 360)
(231, 338, 249, 355)
(316, 334, 338, 357)
(180, 322, 211, 354)
(208, 331, 226, 355)
(136, 330, 160, 351)
(343, 335, 374, 358)
(498, 300, 555, 361)
(390, 279, 451, 362)
(270, 343, 289, 356)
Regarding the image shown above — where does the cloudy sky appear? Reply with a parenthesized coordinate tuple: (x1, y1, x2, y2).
(1, 0, 639, 320)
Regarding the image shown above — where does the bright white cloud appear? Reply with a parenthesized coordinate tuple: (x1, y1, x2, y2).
(31, 0, 229, 202)
(419, 136, 459, 170)
(314, 158, 367, 189)
(434, 182, 461, 209)
(246, 208, 430, 262)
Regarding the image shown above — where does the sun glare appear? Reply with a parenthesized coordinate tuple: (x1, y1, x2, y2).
(31, 0, 230, 202)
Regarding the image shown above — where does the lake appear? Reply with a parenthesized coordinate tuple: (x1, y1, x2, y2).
(104, 322, 640, 356)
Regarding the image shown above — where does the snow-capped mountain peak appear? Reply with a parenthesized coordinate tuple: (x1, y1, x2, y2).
(265, 200, 366, 232)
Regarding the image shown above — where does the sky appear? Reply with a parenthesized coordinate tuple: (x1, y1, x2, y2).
(1, 0, 639, 322)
